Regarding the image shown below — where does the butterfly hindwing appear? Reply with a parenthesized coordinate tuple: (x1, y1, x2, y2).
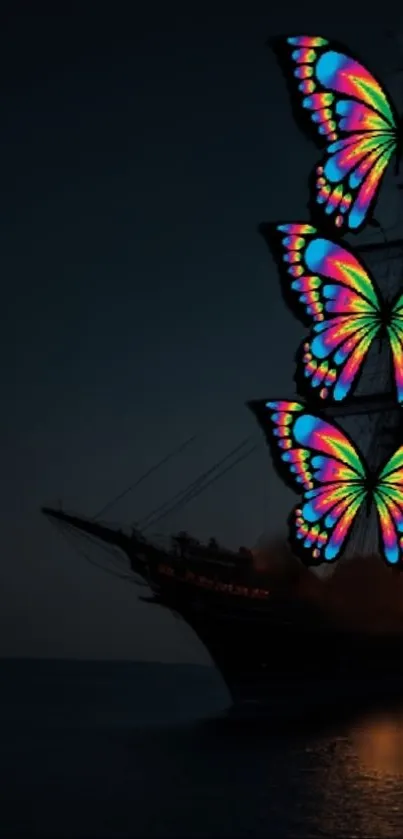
(261, 222, 383, 403)
(374, 446, 403, 565)
(387, 292, 403, 405)
(248, 400, 368, 565)
(271, 35, 400, 234)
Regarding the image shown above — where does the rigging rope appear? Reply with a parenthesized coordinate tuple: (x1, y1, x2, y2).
(49, 518, 144, 584)
(93, 434, 197, 520)
(48, 441, 261, 584)
(145, 443, 260, 531)
(139, 436, 254, 529)
(50, 521, 130, 581)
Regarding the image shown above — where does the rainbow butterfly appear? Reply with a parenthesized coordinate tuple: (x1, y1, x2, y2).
(271, 35, 403, 234)
(248, 399, 403, 567)
(260, 222, 403, 404)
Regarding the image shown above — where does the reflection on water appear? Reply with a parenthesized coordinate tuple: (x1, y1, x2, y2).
(316, 709, 403, 838)
(5, 659, 403, 837)
(353, 712, 403, 777)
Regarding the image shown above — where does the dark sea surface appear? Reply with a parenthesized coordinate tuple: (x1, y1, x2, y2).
(1, 659, 403, 838)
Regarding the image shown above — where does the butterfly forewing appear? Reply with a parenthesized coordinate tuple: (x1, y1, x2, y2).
(264, 223, 383, 403)
(272, 36, 399, 233)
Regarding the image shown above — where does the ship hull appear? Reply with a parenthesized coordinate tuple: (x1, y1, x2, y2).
(153, 591, 403, 715)
(206, 625, 403, 728)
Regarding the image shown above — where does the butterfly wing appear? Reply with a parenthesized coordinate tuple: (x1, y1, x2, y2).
(261, 222, 383, 402)
(272, 36, 399, 234)
(248, 400, 367, 565)
(387, 292, 403, 404)
(374, 446, 403, 566)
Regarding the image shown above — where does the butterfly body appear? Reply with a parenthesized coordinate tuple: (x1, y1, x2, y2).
(394, 116, 403, 176)
(260, 222, 403, 405)
(271, 35, 402, 234)
(249, 399, 403, 567)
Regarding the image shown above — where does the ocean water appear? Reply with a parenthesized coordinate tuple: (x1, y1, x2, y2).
(1, 659, 403, 838)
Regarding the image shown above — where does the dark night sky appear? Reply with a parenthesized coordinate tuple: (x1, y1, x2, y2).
(2, 1, 403, 660)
